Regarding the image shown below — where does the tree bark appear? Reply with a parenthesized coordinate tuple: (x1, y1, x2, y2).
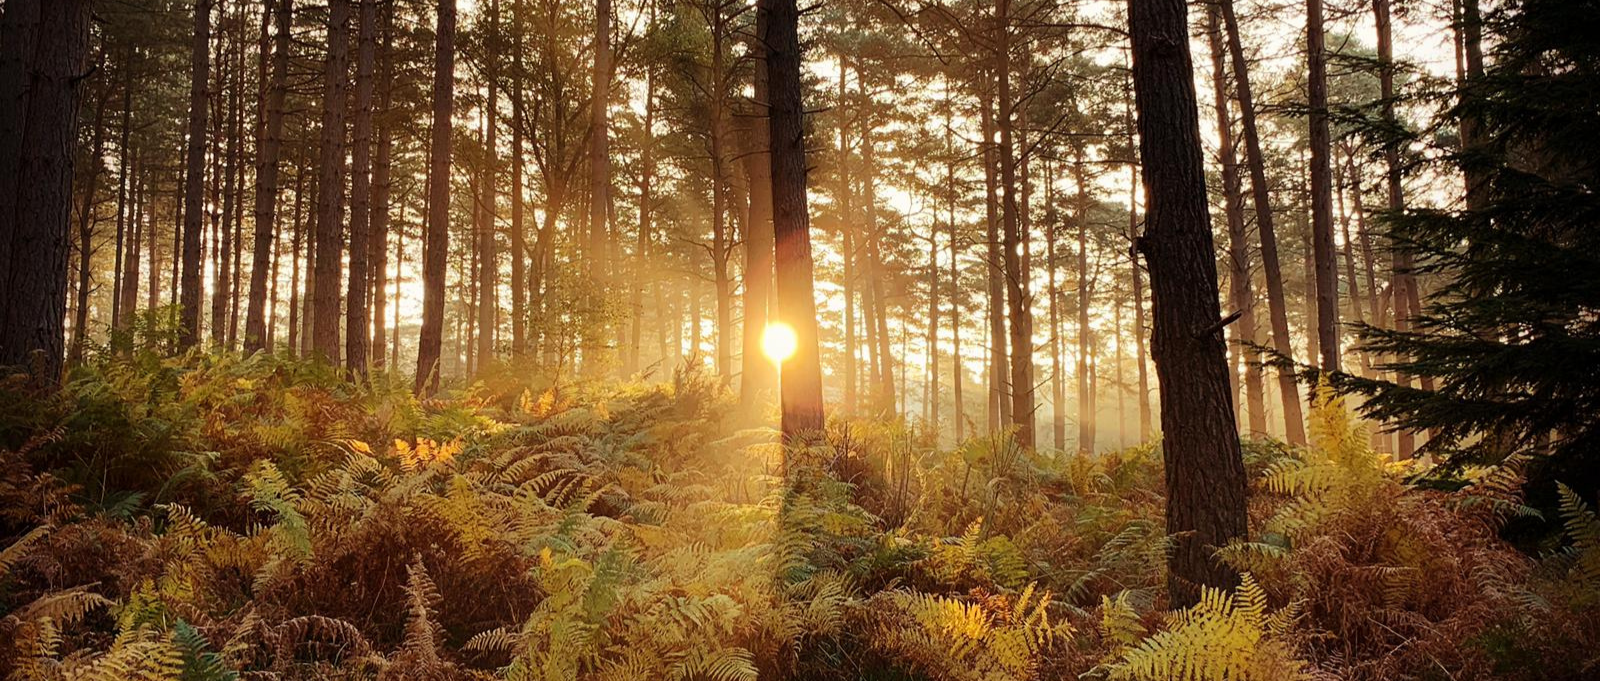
(0, 0, 41, 321)
(68, 65, 109, 367)
(1128, 0, 1249, 607)
(1306, 0, 1340, 372)
(995, 0, 1034, 448)
(177, 0, 213, 349)
(415, 0, 456, 394)
(475, 0, 500, 372)
(345, 0, 377, 374)
(980, 86, 1010, 433)
(762, 0, 824, 442)
(370, 0, 394, 366)
(313, 0, 351, 364)
(740, 5, 774, 406)
(1219, 0, 1305, 443)
(1205, 4, 1265, 436)
(244, 0, 291, 352)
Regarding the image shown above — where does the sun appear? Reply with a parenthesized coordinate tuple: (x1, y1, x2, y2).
(761, 322, 798, 365)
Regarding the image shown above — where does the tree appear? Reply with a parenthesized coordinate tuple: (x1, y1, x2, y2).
(0, 0, 92, 381)
(1127, 0, 1249, 606)
(313, 0, 352, 364)
(1219, 0, 1306, 444)
(416, 0, 457, 395)
(762, 0, 823, 441)
(245, 0, 293, 353)
(346, 0, 378, 373)
(178, 0, 213, 349)
(1306, 0, 1340, 372)
(740, 5, 775, 406)
(1336, 0, 1600, 538)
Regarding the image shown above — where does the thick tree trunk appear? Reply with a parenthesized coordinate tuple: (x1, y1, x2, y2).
(415, 0, 455, 394)
(0, 0, 41, 322)
(345, 0, 377, 374)
(762, 0, 824, 441)
(313, 0, 351, 364)
(1, 0, 89, 379)
(178, 0, 213, 349)
(1128, 0, 1249, 607)
(1220, 0, 1305, 443)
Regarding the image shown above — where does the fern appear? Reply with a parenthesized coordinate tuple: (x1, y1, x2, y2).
(1556, 482, 1600, 594)
(1108, 574, 1306, 681)
(174, 620, 238, 681)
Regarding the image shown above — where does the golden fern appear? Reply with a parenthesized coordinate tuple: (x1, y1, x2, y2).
(1108, 574, 1306, 681)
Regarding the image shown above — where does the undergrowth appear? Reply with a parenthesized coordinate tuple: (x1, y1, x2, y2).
(0, 350, 1595, 680)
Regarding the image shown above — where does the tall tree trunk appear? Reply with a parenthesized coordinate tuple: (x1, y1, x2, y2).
(313, 0, 351, 364)
(1, 0, 90, 379)
(980, 87, 1010, 432)
(345, 0, 377, 374)
(370, 0, 394, 366)
(1074, 156, 1093, 453)
(1220, 0, 1305, 443)
(0, 0, 41, 325)
(3, 0, 89, 379)
(926, 229, 940, 432)
(121, 156, 144, 331)
(475, 0, 500, 372)
(245, 0, 291, 352)
(588, 0, 611, 305)
(509, 0, 527, 359)
(740, 6, 774, 406)
(996, 0, 1034, 448)
(862, 125, 895, 412)
(112, 74, 135, 332)
(69, 67, 109, 367)
(762, 0, 823, 441)
(1129, 163, 1151, 441)
(214, 17, 241, 349)
(1375, 0, 1415, 457)
(946, 103, 964, 442)
(415, 0, 456, 394)
(177, 0, 213, 349)
(1306, 0, 1340, 371)
(1047, 164, 1065, 450)
(838, 58, 856, 414)
(1128, 0, 1248, 607)
(1206, 4, 1265, 435)
(287, 162, 305, 352)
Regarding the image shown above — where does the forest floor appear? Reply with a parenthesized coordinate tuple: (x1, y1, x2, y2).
(0, 344, 1596, 680)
